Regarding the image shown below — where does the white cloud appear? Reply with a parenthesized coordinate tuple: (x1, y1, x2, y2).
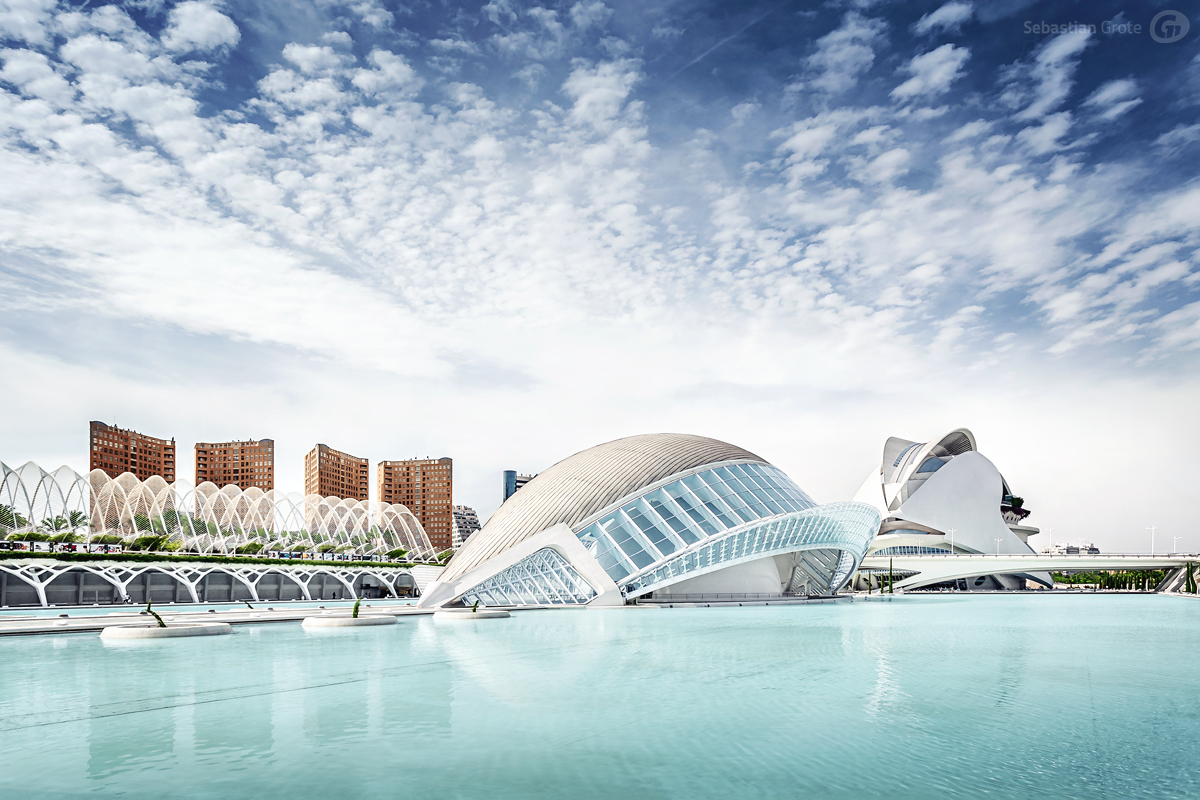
(570, 1, 611, 30)
(1083, 78, 1142, 121)
(0, 0, 56, 47)
(891, 43, 970, 100)
(1016, 111, 1071, 154)
(562, 58, 640, 132)
(913, 2, 973, 35)
(1154, 123, 1200, 156)
(346, 0, 393, 30)
(0, 0, 1197, 546)
(804, 13, 887, 94)
(161, 0, 239, 53)
(0, 48, 73, 105)
(1002, 29, 1091, 121)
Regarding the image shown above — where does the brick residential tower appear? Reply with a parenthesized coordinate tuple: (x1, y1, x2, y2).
(89, 422, 176, 482)
(304, 444, 368, 501)
(195, 439, 274, 490)
(378, 457, 453, 552)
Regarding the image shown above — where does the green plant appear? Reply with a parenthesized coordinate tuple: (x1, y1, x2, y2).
(145, 600, 166, 629)
(318, 543, 337, 553)
(0, 505, 29, 530)
(352, 598, 361, 618)
(235, 542, 263, 555)
(49, 531, 81, 544)
(0, 551, 416, 569)
(385, 548, 408, 560)
(471, 599, 479, 613)
(888, 558, 894, 594)
(1007, 496, 1024, 508)
(130, 535, 167, 552)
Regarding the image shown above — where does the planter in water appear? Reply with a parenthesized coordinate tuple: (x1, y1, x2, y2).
(100, 622, 233, 639)
(433, 608, 510, 620)
(301, 615, 397, 628)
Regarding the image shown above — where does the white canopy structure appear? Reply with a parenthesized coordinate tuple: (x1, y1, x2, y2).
(1, 460, 436, 559)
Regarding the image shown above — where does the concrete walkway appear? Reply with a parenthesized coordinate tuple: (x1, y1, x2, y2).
(0, 603, 435, 636)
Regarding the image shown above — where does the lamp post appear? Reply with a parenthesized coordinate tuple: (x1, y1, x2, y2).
(994, 538, 1002, 555)
(1044, 525, 1054, 554)
(948, 528, 957, 555)
(1173, 536, 1182, 554)
(1147, 525, 1157, 555)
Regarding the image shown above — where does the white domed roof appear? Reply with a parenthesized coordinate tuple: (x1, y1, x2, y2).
(441, 433, 766, 581)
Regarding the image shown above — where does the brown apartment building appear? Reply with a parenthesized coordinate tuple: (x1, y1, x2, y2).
(304, 444, 368, 501)
(195, 439, 274, 490)
(89, 422, 176, 482)
(378, 457, 453, 552)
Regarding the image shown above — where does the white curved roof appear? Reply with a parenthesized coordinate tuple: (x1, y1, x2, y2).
(441, 433, 766, 581)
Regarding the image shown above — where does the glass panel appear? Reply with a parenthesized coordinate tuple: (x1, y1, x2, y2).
(645, 490, 700, 545)
(666, 483, 721, 535)
(626, 502, 677, 557)
(603, 515, 655, 569)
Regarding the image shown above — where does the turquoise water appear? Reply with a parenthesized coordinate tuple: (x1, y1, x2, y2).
(1, 595, 1198, 799)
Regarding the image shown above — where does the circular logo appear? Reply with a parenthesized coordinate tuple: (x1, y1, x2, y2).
(1150, 10, 1190, 42)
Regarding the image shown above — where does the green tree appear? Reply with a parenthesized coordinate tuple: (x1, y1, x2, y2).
(0, 505, 29, 530)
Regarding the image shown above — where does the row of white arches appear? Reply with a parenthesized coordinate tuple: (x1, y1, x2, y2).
(0, 560, 419, 607)
(1, 461, 437, 560)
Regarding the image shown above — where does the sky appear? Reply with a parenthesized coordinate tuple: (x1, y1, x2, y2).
(1, 0, 1198, 553)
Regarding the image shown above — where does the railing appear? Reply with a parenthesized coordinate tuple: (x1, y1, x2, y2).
(647, 592, 815, 601)
(865, 552, 1197, 559)
(0, 542, 439, 565)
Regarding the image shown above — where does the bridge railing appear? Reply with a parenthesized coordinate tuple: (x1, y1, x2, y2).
(865, 552, 1196, 559)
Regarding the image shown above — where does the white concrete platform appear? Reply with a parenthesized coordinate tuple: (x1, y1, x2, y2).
(100, 622, 233, 639)
(433, 609, 511, 620)
(301, 615, 397, 628)
(0, 604, 432, 636)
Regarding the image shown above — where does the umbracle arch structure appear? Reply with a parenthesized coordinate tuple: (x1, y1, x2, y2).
(0, 560, 420, 607)
(1, 461, 436, 560)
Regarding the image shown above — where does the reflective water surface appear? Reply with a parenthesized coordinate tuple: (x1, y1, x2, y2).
(1, 595, 1197, 799)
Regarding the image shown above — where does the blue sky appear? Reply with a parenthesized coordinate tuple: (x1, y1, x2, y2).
(1, 0, 1197, 550)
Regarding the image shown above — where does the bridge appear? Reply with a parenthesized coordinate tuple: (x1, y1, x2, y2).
(857, 552, 1199, 591)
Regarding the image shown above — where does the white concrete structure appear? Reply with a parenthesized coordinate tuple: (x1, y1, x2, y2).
(420, 433, 881, 608)
(1, 460, 436, 559)
(100, 622, 233, 639)
(301, 615, 397, 628)
(860, 553, 1195, 591)
(853, 428, 1050, 589)
(0, 559, 419, 607)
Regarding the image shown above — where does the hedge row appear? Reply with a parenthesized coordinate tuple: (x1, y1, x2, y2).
(0, 551, 419, 570)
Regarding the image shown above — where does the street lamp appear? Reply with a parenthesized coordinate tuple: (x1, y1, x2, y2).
(1173, 536, 1182, 554)
(994, 538, 1002, 555)
(947, 528, 957, 555)
(1147, 525, 1157, 555)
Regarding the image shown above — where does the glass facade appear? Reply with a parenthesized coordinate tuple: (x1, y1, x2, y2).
(622, 501, 881, 598)
(461, 548, 597, 607)
(447, 460, 881, 608)
(575, 463, 817, 584)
